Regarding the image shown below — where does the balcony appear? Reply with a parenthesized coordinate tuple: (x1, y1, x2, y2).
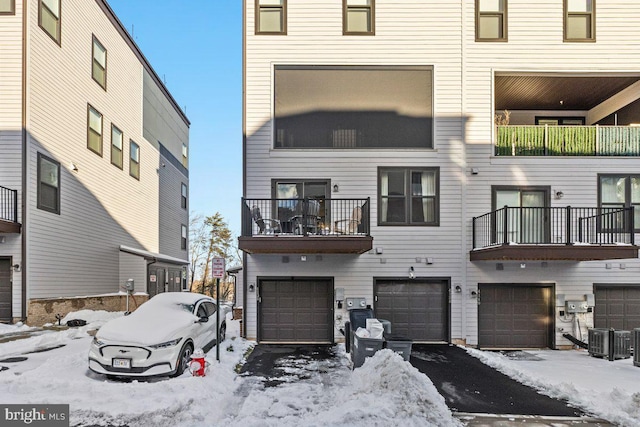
(238, 198, 373, 254)
(0, 186, 20, 234)
(471, 206, 638, 261)
(495, 125, 640, 156)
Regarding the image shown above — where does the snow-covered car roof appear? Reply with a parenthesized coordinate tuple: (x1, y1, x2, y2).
(96, 292, 214, 345)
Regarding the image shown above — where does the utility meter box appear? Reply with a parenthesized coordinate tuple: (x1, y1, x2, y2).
(565, 300, 588, 313)
(124, 279, 135, 292)
(346, 298, 367, 310)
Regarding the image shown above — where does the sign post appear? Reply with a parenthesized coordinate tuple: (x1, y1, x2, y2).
(211, 257, 225, 362)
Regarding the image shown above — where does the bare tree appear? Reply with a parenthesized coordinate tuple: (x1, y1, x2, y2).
(188, 213, 209, 292)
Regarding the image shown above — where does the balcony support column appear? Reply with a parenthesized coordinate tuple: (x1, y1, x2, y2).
(566, 206, 572, 245)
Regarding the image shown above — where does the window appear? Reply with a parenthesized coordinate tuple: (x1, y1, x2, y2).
(275, 66, 433, 149)
(130, 140, 140, 179)
(181, 183, 188, 209)
(181, 143, 188, 167)
(92, 36, 107, 89)
(272, 180, 329, 230)
(87, 105, 102, 156)
(110, 125, 123, 169)
(256, 0, 286, 34)
(599, 175, 640, 231)
(0, 0, 15, 15)
(181, 224, 187, 250)
(344, 0, 374, 35)
(493, 186, 549, 243)
(39, 0, 60, 43)
(476, 0, 506, 41)
(378, 168, 438, 225)
(535, 116, 585, 126)
(564, 0, 595, 41)
(37, 153, 60, 214)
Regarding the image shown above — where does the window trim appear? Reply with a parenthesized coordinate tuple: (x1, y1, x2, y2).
(475, 0, 507, 42)
(37, 152, 61, 215)
(181, 224, 187, 250)
(598, 174, 640, 232)
(87, 104, 103, 156)
(0, 0, 16, 15)
(378, 167, 439, 226)
(110, 124, 123, 169)
(38, 0, 61, 45)
(92, 35, 107, 90)
(343, 0, 375, 36)
(255, 0, 287, 35)
(181, 183, 188, 209)
(129, 140, 140, 180)
(181, 143, 188, 167)
(564, 0, 595, 42)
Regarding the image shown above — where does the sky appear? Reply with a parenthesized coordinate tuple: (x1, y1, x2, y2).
(107, 1, 243, 236)
(1, 311, 639, 426)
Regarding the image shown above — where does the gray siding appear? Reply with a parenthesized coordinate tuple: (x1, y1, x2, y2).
(158, 152, 189, 260)
(118, 252, 147, 294)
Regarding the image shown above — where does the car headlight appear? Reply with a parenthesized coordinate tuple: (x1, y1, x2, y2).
(149, 338, 182, 349)
(92, 336, 105, 347)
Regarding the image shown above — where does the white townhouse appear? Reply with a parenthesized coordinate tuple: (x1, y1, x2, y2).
(0, 0, 190, 324)
(241, 0, 640, 349)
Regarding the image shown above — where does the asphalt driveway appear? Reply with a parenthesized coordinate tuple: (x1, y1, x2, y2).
(410, 344, 583, 416)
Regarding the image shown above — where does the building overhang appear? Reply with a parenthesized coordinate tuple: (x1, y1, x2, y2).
(238, 236, 373, 255)
(470, 244, 639, 262)
(119, 245, 189, 266)
(0, 220, 21, 234)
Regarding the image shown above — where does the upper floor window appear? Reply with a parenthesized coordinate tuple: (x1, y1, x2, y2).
(344, 0, 374, 35)
(39, 0, 61, 44)
(87, 105, 103, 156)
(111, 124, 123, 169)
(476, 0, 507, 41)
(37, 153, 60, 215)
(256, 0, 286, 35)
(182, 143, 188, 167)
(130, 140, 140, 180)
(181, 183, 188, 209)
(0, 0, 15, 15)
(92, 36, 107, 89)
(564, 0, 595, 41)
(181, 224, 187, 250)
(274, 65, 433, 149)
(378, 167, 439, 226)
(599, 175, 640, 231)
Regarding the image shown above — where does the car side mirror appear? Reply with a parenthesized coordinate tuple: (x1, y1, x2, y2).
(197, 316, 209, 323)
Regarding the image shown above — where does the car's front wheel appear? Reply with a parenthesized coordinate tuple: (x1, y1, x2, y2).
(171, 342, 193, 378)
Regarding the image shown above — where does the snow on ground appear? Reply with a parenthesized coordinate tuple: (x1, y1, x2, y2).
(0, 310, 460, 427)
(2, 308, 639, 426)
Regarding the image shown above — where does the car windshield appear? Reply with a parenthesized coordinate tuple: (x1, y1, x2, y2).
(178, 303, 195, 314)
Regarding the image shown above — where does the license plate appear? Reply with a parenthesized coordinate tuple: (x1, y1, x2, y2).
(112, 358, 131, 369)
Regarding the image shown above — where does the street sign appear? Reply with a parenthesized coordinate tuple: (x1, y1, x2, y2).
(212, 258, 225, 278)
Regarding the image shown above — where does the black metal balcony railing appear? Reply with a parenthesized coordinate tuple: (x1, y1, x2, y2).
(472, 206, 635, 249)
(496, 125, 640, 156)
(0, 185, 18, 224)
(241, 198, 370, 237)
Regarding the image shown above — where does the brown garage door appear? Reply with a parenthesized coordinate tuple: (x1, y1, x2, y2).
(375, 280, 449, 342)
(0, 259, 11, 322)
(478, 284, 553, 349)
(259, 278, 333, 343)
(594, 285, 640, 330)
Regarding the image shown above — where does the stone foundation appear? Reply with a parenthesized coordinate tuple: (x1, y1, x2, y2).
(27, 294, 149, 326)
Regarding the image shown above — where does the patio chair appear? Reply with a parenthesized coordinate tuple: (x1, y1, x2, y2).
(334, 206, 362, 234)
(290, 199, 321, 235)
(251, 205, 281, 234)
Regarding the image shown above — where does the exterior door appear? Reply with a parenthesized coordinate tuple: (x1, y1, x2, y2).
(148, 268, 166, 297)
(594, 285, 640, 331)
(494, 187, 549, 244)
(0, 259, 11, 322)
(259, 278, 333, 343)
(478, 284, 553, 349)
(375, 279, 449, 342)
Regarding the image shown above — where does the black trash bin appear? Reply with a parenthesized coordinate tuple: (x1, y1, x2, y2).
(347, 308, 374, 355)
(352, 334, 384, 368)
(384, 335, 413, 361)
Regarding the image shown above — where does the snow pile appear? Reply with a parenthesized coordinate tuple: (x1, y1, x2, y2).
(0, 321, 35, 334)
(466, 347, 640, 427)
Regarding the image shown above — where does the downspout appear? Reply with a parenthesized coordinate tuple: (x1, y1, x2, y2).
(459, 0, 468, 344)
(242, 0, 248, 339)
(20, 0, 28, 321)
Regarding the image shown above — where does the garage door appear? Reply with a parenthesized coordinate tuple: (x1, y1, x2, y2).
(0, 259, 11, 322)
(594, 285, 640, 330)
(375, 280, 448, 342)
(259, 278, 333, 343)
(478, 284, 553, 349)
